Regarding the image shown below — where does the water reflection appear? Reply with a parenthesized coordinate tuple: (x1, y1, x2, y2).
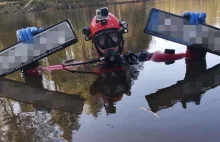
(90, 68, 130, 114)
(1, 0, 220, 141)
(145, 58, 220, 112)
(88, 63, 142, 115)
(0, 74, 86, 141)
(0, 77, 85, 141)
(0, 61, 143, 141)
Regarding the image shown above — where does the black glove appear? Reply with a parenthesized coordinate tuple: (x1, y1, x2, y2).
(124, 51, 138, 65)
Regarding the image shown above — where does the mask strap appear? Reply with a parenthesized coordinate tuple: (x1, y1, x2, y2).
(93, 39, 104, 57)
(118, 40, 124, 54)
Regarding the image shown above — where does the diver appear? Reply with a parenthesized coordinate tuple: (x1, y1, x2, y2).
(16, 8, 208, 71)
(15, 8, 208, 115)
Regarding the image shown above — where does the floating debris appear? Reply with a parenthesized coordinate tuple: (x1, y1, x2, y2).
(140, 107, 160, 119)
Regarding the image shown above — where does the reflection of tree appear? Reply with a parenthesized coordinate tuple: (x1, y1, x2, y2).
(45, 69, 103, 118)
(124, 62, 144, 88)
(0, 14, 34, 47)
(50, 110, 81, 141)
(0, 98, 82, 141)
(0, 99, 39, 142)
(83, 93, 102, 118)
(2, 2, 219, 138)
(122, 3, 152, 53)
(152, 0, 220, 25)
(0, 40, 4, 50)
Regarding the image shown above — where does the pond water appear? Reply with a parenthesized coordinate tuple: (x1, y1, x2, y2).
(0, 0, 220, 141)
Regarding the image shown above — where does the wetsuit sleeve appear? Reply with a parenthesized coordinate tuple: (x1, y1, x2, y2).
(185, 46, 207, 60)
(135, 51, 185, 62)
(151, 51, 185, 62)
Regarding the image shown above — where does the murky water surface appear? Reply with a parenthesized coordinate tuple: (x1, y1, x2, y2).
(1, 0, 220, 141)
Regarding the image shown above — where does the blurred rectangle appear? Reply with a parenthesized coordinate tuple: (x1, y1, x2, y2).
(0, 19, 78, 77)
(145, 8, 220, 56)
(0, 78, 85, 114)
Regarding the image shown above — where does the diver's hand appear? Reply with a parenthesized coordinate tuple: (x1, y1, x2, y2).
(124, 51, 138, 65)
(16, 27, 44, 42)
(183, 12, 206, 24)
(183, 12, 207, 59)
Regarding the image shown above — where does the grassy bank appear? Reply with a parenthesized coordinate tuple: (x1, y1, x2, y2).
(0, 0, 149, 14)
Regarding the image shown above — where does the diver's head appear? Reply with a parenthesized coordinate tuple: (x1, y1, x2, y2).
(83, 7, 128, 64)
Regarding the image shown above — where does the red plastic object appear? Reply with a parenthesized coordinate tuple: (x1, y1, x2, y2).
(151, 51, 185, 62)
(185, 47, 207, 60)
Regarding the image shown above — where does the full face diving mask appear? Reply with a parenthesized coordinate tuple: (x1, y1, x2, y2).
(93, 29, 124, 64)
(82, 7, 128, 64)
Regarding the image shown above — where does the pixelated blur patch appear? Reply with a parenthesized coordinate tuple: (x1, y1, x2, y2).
(0, 20, 77, 77)
(0, 78, 85, 113)
(145, 8, 220, 56)
(145, 63, 220, 113)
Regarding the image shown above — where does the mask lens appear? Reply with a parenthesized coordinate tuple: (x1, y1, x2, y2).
(98, 35, 105, 46)
(94, 30, 122, 50)
(109, 32, 119, 43)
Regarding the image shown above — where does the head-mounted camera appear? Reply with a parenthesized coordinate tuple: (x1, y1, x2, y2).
(96, 7, 109, 25)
